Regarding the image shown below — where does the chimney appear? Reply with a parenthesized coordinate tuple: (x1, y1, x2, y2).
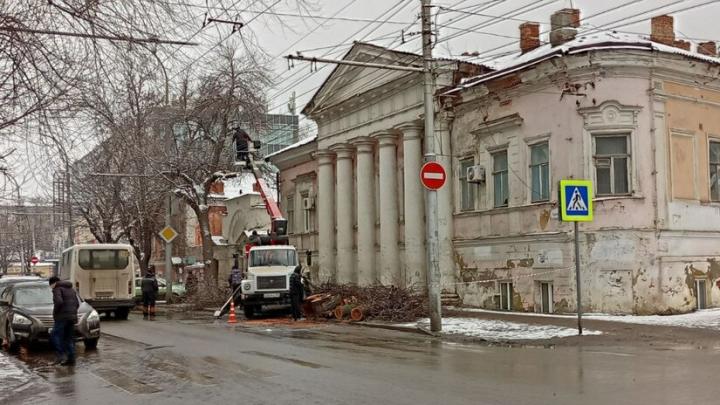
(673, 40, 691, 51)
(520, 22, 541, 53)
(550, 8, 580, 47)
(651, 15, 675, 46)
(698, 41, 717, 56)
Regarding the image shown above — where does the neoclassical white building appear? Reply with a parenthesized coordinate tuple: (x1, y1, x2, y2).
(272, 9, 720, 315)
(270, 42, 485, 292)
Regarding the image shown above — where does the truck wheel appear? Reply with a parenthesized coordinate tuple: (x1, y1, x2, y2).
(84, 338, 99, 350)
(243, 305, 255, 319)
(115, 308, 130, 320)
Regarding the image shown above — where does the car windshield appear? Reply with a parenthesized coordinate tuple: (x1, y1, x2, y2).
(250, 250, 297, 267)
(14, 287, 53, 306)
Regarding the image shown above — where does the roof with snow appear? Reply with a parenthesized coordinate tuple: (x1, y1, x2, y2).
(302, 41, 490, 116)
(212, 235, 228, 246)
(265, 135, 317, 159)
(447, 31, 720, 94)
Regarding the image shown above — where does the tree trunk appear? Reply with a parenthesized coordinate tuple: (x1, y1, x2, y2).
(197, 209, 218, 283)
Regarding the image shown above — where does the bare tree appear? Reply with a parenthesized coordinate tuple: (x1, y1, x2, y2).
(69, 55, 169, 273)
(154, 43, 270, 282)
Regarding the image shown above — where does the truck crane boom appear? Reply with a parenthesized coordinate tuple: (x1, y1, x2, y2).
(234, 127, 288, 238)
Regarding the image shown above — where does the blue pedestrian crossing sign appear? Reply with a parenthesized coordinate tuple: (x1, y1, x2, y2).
(559, 179, 593, 222)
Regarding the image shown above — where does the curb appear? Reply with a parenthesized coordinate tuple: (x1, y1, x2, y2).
(352, 321, 433, 336)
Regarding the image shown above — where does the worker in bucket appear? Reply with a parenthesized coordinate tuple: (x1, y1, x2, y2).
(289, 265, 304, 321)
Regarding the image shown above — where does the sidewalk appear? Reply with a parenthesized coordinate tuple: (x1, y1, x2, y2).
(398, 306, 720, 348)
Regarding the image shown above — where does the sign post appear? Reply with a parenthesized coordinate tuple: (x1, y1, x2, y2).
(559, 179, 593, 335)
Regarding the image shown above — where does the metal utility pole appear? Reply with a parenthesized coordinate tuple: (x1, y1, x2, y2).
(65, 159, 73, 248)
(574, 221, 582, 335)
(165, 194, 174, 304)
(421, 0, 442, 332)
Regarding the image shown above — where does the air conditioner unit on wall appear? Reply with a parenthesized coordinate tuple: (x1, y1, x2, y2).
(302, 197, 315, 210)
(467, 165, 486, 183)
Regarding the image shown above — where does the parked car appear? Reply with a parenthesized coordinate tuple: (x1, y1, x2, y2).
(0, 275, 44, 297)
(0, 281, 101, 352)
(134, 277, 186, 303)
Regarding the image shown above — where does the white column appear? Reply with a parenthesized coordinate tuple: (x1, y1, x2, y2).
(436, 116, 456, 292)
(314, 150, 336, 283)
(372, 130, 401, 286)
(330, 144, 355, 284)
(396, 122, 425, 287)
(351, 137, 376, 286)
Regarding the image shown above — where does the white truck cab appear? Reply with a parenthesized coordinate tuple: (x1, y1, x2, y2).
(240, 245, 298, 318)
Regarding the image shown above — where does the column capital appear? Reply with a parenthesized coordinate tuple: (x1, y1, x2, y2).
(395, 121, 424, 141)
(349, 136, 375, 154)
(313, 149, 335, 166)
(370, 130, 398, 147)
(329, 143, 354, 160)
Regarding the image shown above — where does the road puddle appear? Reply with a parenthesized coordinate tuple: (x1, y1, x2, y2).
(242, 350, 326, 369)
(93, 368, 162, 394)
(202, 355, 278, 378)
(145, 355, 216, 385)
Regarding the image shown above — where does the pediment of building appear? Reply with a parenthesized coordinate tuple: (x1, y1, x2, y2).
(302, 42, 422, 118)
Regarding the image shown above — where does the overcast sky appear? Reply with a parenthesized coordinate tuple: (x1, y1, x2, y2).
(7, 0, 720, 199)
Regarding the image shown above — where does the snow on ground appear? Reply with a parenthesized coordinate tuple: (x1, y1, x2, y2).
(446, 306, 720, 331)
(402, 318, 601, 341)
(0, 353, 32, 395)
(587, 309, 720, 330)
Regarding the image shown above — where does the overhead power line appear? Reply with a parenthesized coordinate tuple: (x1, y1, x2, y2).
(0, 26, 199, 46)
(153, 0, 413, 24)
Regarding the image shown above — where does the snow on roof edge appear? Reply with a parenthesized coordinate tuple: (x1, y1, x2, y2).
(447, 32, 720, 94)
(265, 135, 317, 159)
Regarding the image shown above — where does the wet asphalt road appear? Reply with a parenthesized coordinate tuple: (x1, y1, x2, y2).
(2, 313, 720, 405)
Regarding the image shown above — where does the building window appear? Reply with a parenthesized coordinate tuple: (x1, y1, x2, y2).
(493, 151, 509, 207)
(499, 282, 513, 310)
(594, 135, 630, 196)
(530, 143, 549, 202)
(459, 158, 476, 211)
(710, 141, 720, 201)
(301, 192, 313, 233)
(286, 196, 294, 234)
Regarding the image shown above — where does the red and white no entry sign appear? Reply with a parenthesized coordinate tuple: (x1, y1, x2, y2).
(30, 256, 39, 265)
(420, 161, 446, 190)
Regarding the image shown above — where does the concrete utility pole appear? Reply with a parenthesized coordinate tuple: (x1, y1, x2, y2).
(421, 0, 442, 332)
(165, 194, 174, 304)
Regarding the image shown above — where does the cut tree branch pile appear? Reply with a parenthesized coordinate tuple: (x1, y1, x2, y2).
(303, 283, 428, 323)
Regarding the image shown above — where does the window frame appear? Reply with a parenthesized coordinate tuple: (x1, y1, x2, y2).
(301, 192, 313, 233)
(286, 196, 295, 234)
(458, 157, 476, 212)
(492, 150, 509, 208)
(709, 140, 720, 202)
(529, 142, 550, 203)
(499, 281, 513, 310)
(592, 134, 631, 197)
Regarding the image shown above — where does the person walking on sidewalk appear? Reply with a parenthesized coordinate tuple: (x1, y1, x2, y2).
(289, 265, 304, 321)
(141, 268, 159, 320)
(49, 276, 79, 366)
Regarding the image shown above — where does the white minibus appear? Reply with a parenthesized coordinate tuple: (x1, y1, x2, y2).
(59, 244, 136, 319)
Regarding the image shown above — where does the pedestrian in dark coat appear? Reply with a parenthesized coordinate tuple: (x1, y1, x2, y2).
(289, 265, 304, 321)
(186, 270, 198, 297)
(49, 276, 79, 366)
(141, 270, 159, 320)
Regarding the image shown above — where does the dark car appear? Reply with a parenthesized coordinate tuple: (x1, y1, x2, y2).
(0, 275, 44, 295)
(0, 281, 101, 352)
